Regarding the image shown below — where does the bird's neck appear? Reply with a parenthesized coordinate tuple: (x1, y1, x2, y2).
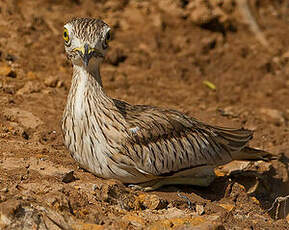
(73, 64, 103, 86)
(68, 65, 114, 118)
(71, 64, 106, 97)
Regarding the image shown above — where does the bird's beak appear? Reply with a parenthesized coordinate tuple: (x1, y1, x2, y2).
(73, 44, 103, 67)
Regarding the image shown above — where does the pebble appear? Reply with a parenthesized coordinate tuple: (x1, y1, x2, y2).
(122, 215, 146, 228)
(62, 171, 76, 183)
(44, 76, 60, 88)
(196, 204, 205, 215)
(201, 37, 217, 54)
(188, 0, 212, 25)
(3, 108, 43, 129)
(5, 54, 16, 62)
(218, 203, 235, 212)
(217, 106, 238, 118)
(26, 71, 38, 80)
(0, 188, 8, 193)
(259, 108, 285, 126)
(107, 46, 127, 66)
(137, 194, 168, 210)
(16, 81, 43, 95)
(216, 161, 251, 176)
(281, 50, 289, 61)
(0, 64, 15, 77)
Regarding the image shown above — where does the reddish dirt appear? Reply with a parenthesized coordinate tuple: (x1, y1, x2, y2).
(0, 0, 289, 229)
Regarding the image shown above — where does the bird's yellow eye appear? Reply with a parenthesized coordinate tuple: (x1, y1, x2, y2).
(103, 31, 111, 49)
(105, 31, 111, 43)
(63, 28, 69, 43)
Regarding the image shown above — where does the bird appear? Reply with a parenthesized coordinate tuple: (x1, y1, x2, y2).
(61, 18, 272, 191)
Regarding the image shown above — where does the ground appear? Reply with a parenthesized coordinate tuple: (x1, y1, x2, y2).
(0, 0, 289, 229)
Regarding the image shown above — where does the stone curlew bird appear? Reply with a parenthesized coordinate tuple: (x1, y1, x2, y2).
(61, 18, 271, 191)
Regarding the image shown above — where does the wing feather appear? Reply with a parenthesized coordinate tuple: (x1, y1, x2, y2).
(112, 100, 253, 177)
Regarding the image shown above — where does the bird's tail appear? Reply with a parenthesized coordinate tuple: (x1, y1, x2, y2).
(209, 126, 277, 162)
(232, 146, 277, 161)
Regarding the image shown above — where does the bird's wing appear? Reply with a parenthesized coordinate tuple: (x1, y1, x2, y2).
(110, 99, 253, 177)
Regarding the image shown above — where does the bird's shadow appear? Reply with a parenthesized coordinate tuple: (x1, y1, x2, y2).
(153, 155, 289, 219)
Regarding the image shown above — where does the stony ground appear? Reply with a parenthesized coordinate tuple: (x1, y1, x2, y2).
(0, 0, 289, 229)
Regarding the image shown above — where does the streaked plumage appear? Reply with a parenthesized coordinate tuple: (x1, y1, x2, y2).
(61, 18, 271, 190)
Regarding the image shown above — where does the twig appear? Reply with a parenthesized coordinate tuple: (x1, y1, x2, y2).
(177, 191, 193, 209)
(267, 194, 289, 219)
(237, 0, 270, 49)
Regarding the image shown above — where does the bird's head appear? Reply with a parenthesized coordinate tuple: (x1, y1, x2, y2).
(63, 18, 111, 71)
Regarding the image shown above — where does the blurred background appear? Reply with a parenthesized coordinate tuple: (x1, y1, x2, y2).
(0, 0, 289, 229)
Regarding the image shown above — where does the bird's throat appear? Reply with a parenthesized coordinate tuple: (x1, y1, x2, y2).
(70, 65, 108, 119)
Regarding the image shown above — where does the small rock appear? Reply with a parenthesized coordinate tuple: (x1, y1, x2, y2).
(217, 106, 238, 118)
(187, 0, 234, 33)
(74, 186, 81, 190)
(136, 194, 168, 210)
(0, 199, 74, 229)
(201, 37, 217, 54)
(56, 80, 64, 88)
(188, 1, 212, 25)
(162, 207, 187, 219)
(46, 197, 57, 207)
(3, 108, 43, 129)
(1, 82, 16, 94)
(272, 56, 280, 64)
(0, 200, 19, 227)
(5, 54, 16, 62)
(250, 197, 260, 205)
(26, 71, 38, 80)
(0, 64, 12, 76)
(62, 171, 76, 183)
(103, 0, 128, 11)
(259, 108, 285, 126)
(44, 76, 60, 88)
(150, 214, 223, 230)
(7, 70, 16, 78)
(92, 184, 98, 191)
(96, 182, 127, 205)
(74, 223, 105, 230)
(196, 204, 205, 215)
(229, 183, 247, 200)
(0, 188, 8, 193)
(217, 160, 272, 195)
(157, 0, 184, 18)
(22, 130, 29, 140)
(17, 81, 43, 95)
(221, 0, 236, 13)
(107, 46, 127, 66)
(218, 203, 235, 212)
(216, 161, 251, 176)
(143, 195, 167, 210)
(122, 215, 146, 228)
(281, 50, 289, 62)
(151, 13, 163, 29)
